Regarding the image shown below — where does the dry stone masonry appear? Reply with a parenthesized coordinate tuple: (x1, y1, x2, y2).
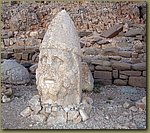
(1, 1, 146, 88)
(21, 10, 93, 124)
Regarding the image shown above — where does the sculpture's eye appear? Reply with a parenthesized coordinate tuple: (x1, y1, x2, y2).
(41, 55, 47, 64)
(52, 56, 64, 66)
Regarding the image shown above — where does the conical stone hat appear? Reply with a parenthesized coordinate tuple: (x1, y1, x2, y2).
(40, 10, 81, 56)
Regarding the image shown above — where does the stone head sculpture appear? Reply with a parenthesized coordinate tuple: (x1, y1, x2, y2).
(36, 10, 82, 107)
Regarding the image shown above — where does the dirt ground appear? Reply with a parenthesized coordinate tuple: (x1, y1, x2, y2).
(1, 84, 146, 129)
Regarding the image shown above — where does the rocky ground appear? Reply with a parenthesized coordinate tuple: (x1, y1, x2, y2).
(1, 84, 146, 129)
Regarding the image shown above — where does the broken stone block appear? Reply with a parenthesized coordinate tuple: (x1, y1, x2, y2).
(79, 109, 89, 121)
(1, 95, 11, 103)
(31, 114, 47, 123)
(73, 115, 82, 124)
(1, 60, 30, 84)
(20, 107, 32, 117)
(28, 95, 41, 114)
(67, 110, 79, 121)
(29, 63, 38, 74)
(82, 62, 94, 91)
(100, 24, 123, 38)
(47, 110, 67, 125)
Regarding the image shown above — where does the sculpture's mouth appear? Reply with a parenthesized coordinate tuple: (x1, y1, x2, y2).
(44, 79, 55, 88)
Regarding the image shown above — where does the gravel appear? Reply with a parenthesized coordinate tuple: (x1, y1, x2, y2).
(1, 84, 146, 129)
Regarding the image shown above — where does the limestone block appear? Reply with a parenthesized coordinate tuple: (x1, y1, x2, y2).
(114, 79, 127, 86)
(118, 51, 132, 58)
(120, 71, 141, 76)
(112, 62, 131, 70)
(128, 76, 146, 88)
(94, 71, 112, 79)
(95, 65, 112, 71)
(82, 62, 94, 91)
(31, 114, 47, 123)
(20, 107, 32, 117)
(100, 24, 123, 38)
(28, 95, 41, 114)
(79, 109, 89, 121)
(102, 47, 119, 56)
(113, 70, 119, 79)
(132, 63, 146, 71)
(1, 60, 30, 84)
(120, 74, 128, 80)
(67, 110, 79, 121)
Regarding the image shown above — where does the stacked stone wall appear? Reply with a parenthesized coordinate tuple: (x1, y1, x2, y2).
(1, 1, 146, 88)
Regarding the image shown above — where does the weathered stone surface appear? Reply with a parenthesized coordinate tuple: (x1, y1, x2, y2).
(1, 52, 13, 59)
(82, 62, 94, 91)
(82, 48, 102, 55)
(36, 10, 82, 106)
(13, 46, 25, 53)
(1, 30, 14, 39)
(28, 95, 41, 114)
(143, 71, 146, 77)
(109, 56, 121, 61)
(94, 79, 112, 85)
(112, 62, 131, 70)
(79, 109, 89, 121)
(100, 24, 123, 38)
(29, 63, 38, 74)
(118, 51, 132, 58)
(120, 71, 141, 76)
(78, 31, 92, 38)
(135, 99, 146, 111)
(14, 53, 22, 60)
(128, 76, 146, 88)
(31, 114, 47, 123)
(94, 71, 112, 79)
(73, 115, 82, 123)
(20, 107, 32, 117)
(97, 40, 109, 45)
(47, 110, 67, 125)
(91, 60, 111, 66)
(142, 97, 146, 105)
(123, 102, 133, 109)
(102, 47, 119, 56)
(1, 95, 11, 103)
(132, 52, 138, 58)
(132, 63, 146, 71)
(22, 53, 29, 60)
(124, 28, 145, 37)
(1, 60, 30, 84)
(95, 65, 112, 71)
(114, 79, 127, 86)
(68, 110, 79, 121)
(120, 74, 128, 80)
(113, 70, 119, 79)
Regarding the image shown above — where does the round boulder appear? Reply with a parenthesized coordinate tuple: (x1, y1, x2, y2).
(1, 60, 30, 84)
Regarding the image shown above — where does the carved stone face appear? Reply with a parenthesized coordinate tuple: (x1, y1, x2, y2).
(36, 49, 81, 106)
